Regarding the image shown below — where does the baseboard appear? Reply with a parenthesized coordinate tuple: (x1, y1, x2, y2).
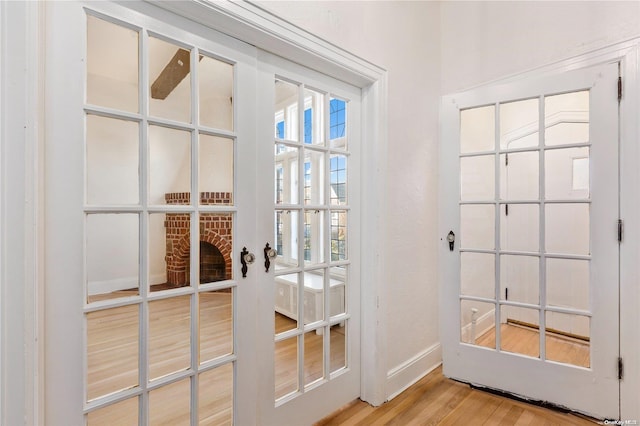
(460, 309, 495, 344)
(88, 274, 166, 295)
(385, 342, 442, 401)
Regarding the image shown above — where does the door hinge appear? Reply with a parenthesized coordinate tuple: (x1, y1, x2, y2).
(618, 357, 624, 380)
(505, 153, 509, 166)
(618, 219, 623, 243)
(618, 76, 622, 102)
(505, 204, 509, 216)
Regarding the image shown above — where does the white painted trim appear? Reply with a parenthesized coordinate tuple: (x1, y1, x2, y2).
(1, 1, 44, 425)
(618, 43, 640, 422)
(359, 74, 389, 406)
(87, 274, 165, 296)
(147, 0, 389, 407)
(147, 0, 385, 87)
(0, 2, 4, 421)
(385, 343, 442, 402)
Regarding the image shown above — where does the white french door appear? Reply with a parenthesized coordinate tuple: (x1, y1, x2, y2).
(44, 1, 360, 425)
(440, 63, 620, 419)
(254, 53, 361, 425)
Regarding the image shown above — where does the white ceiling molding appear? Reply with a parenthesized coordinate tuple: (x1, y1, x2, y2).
(148, 0, 386, 87)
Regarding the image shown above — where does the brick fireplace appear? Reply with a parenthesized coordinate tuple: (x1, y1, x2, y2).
(164, 192, 233, 286)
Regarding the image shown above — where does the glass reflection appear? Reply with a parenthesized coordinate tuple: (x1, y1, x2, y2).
(500, 203, 539, 252)
(546, 258, 589, 311)
(149, 37, 191, 123)
(460, 253, 495, 299)
(460, 300, 495, 349)
(545, 147, 590, 200)
(149, 295, 191, 380)
(149, 125, 191, 205)
(86, 214, 139, 302)
(500, 255, 539, 305)
(87, 397, 138, 425)
(86, 115, 139, 205)
(545, 204, 589, 255)
(330, 323, 347, 374)
(303, 89, 325, 145)
(304, 330, 324, 386)
(149, 379, 191, 425)
(303, 150, 325, 205)
(199, 55, 233, 130)
(500, 151, 539, 201)
(460, 105, 495, 153)
(545, 311, 590, 367)
(275, 80, 299, 142)
(500, 98, 539, 149)
(499, 305, 540, 358)
(460, 204, 495, 250)
(86, 305, 139, 401)
(460, 155, 495, 201)
(329, 97, 347, 149)
(275, 273, 299, 334)
(199, 290, 233, 364)
(87, 15, 139, 112)
(545, 91, 589, 146)
(275, 337, 298, 400)
(198, 364, 234, 425)
(199, 135, 234, 205)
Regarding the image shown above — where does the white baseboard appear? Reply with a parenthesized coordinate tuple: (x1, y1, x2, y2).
(386, 342, 442, 401)
(88, 274, 166, 295)
(460, 309, 495, 344)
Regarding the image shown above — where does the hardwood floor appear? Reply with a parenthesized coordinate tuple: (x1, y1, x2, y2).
(476, 322, 590, 368)
(87, 294, 593, 425)
(87, 293, 345, 424)
(314, 366, 598, 426)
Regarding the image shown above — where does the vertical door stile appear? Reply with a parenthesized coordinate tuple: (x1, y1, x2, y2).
(538, 94, 547, 362)
(493, 101, 502, 353)
(138, 20, 150, 425)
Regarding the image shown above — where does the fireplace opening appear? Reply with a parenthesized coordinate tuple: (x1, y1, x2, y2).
(200, 241, 226, 284)
(164, 192, 233, 287)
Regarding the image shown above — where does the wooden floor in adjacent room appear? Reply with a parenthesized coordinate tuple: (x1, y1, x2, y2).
(314, 366, 598, 426)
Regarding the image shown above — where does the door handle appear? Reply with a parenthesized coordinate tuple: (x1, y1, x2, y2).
(240, 247, 255, 278)
(447, 231, 456, 251)
(263, 242, 277, 272)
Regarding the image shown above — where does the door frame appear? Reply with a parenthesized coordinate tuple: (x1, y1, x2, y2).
(439, 41, 640, 420)
(1, 1, 389, 424)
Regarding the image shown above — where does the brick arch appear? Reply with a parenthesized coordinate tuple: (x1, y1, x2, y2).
(164, 192, 233, 286)
(166, 229, 232, 285)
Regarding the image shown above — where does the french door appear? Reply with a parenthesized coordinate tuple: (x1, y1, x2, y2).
(440, 63, 620, 419)
(44, 1, 359, 425)
(255, 53, 361, 425)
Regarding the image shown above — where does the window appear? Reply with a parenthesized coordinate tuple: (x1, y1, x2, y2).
(275, 86, 349, 266)
(330, 98, 346, 140)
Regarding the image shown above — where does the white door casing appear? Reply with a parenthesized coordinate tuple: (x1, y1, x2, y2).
(440, 63, 620, 420)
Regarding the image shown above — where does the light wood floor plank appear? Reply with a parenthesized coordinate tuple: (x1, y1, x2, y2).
(314, 366, 598, 426)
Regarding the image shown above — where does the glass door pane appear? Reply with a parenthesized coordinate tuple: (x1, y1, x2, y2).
(458, 89, 594, 366)
(83, 10, 238, 423)
(272, 78, 352, 404)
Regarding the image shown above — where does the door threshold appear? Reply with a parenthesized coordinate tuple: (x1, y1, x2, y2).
(460, 380, 602, 423)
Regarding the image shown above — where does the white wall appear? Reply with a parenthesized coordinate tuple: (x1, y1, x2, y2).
(257, 0, 443, 398)
(440, 1, 640, 93)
